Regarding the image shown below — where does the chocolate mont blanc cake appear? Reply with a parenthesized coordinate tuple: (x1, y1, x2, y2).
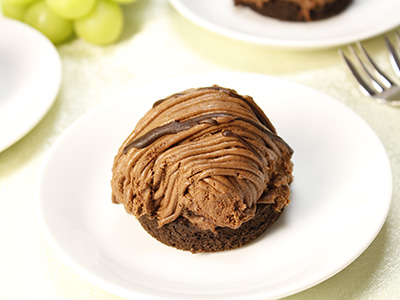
(234, 0, 352, 22)
(111, 86, 294, 253)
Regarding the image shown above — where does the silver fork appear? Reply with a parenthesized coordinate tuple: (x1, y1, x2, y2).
(339, 33, 400, 106)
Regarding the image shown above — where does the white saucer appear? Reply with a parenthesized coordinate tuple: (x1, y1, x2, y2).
(0, 17, 61, 152)
(169, 0, 400, 49)
(37, 73, 392, 299)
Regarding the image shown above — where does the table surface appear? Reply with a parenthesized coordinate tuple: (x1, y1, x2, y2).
(1, 1, 399, 299)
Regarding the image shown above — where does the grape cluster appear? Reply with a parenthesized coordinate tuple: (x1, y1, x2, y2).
(1, 0, 137, 45)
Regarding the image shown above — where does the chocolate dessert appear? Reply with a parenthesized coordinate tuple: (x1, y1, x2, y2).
(234, 0, 352, 22)
(111, 86, 294, 253)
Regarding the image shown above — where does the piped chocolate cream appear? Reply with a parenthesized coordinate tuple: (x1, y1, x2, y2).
(111, 86, 293, 231)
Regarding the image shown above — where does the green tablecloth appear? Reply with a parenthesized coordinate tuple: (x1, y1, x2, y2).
(1, 1, 399, 299)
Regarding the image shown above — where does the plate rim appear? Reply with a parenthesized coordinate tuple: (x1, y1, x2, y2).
(36, 72, 393, 300)
(0, 17, 62, 152)
(168, 0, 400, 49)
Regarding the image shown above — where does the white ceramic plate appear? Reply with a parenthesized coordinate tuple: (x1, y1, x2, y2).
(169, 0, 400, 49)
(37, 73, 392, 300)
(0, 18, 61, 152)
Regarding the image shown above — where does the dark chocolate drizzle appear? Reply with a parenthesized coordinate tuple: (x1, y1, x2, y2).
(123, 111, 293, 154)
(222, 130, 262, 160)
(199, 86, 276, 133)
(152, 93, 185, 108)
(151, 86, 275, 133)
(123, 113, 230, 154)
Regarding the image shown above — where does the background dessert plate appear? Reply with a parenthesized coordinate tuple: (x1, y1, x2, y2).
(37, 73, 392, 300)
(169, 0, 400, 49)
(0, 18, 61, 153)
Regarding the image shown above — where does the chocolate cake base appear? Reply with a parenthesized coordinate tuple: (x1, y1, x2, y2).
(234, 0, 352, 22)
(138, 203, 282, 253)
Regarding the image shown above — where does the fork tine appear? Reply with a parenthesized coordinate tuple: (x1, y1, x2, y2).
(356, 42, 394, 87)
(339, 49, 376, 96)
(385, 33, 400, 78)
(349, 45, 388, 93)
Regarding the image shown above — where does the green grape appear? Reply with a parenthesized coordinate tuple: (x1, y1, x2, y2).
(1, 2, 28, 21)
(74, 0, 123, 45)
(1, 0, 35, 5)
(111, 0, 138, 4)
(24, 1, 73, 44)
(46, 0, 97, 19)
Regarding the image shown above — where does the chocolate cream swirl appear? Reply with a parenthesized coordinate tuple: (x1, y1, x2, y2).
(111, 86, 293, 231)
